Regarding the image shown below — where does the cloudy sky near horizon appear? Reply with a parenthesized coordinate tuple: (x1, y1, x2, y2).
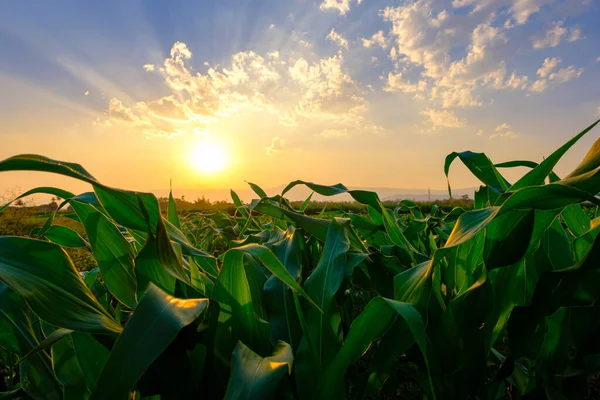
(1, 0, 599, 199)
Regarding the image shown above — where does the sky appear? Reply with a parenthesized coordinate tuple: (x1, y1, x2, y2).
(1, 0, 599, 201)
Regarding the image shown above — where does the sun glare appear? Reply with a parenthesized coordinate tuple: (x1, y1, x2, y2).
(189, 140, 229, 174)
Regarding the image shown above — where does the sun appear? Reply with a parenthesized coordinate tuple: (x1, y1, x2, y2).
(189, 140, 229, 174)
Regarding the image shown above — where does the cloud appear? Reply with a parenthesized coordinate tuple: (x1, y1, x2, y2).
(103, 41, 370, 138)
(381, 3, 513, 109)
(319, 0, 362, 15)
(505, 73, 529, 90)
(532, 21, 583, 49)
(537, 57, 561, 78)
(269, 24, 275, 30)
(384, 72, 427, 95)
(421, 108, 466, 129)
(490, 123, 519, 139)
(530, 57, 583, 92)
(108, 98, 139, 123)
(510, 0, 552, 25)
(326, 28, 349, 49)
(476, 129, 484, 136)
(320, 128, 349, 138)
(288, 52, 366, 121)
(84, 91, 89, 96)
(143, 64, 155, 72)
(361, 31, 388, 49)
(266, 137, 285, 154)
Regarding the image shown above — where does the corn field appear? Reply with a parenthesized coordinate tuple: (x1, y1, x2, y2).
(1, 120, 600, 399)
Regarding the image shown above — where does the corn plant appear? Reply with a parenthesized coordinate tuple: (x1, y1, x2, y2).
(1, 120, 600, 399)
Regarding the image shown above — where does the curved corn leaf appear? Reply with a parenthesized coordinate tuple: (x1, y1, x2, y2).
(0, 186, 75, 213)
(510, 119, 600, 191)
(41, 225, 89, 249)
(84, 211, 138, 309)
(90, 284, 208, 399)
(317, 297, 432, 400)
(0, 284, 62, 400)
(0, 237, 121, 333)
(224, 341, 293, 400)
(445, 151, 510, 197)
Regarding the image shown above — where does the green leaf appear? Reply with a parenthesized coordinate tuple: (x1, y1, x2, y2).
(300, 192, 314, 212)
(90, 284, 208, 400)
(0, 237, 121, 333)
(42, 225, 89, 249)
(565, 119, 600, 178)
(561, 204, 590, 237)
(167, 185, 181, 230)
(0, 284, 62, 400)
(484, 209, 535, 269)
(224, 341, 293, 400)
(445, 151, 509, 197)
(228, 244, 319, 311)
(247, 182, 268, 199)
(213, 250, 272, 360)
(295, 218, 351, 398)
(264, 228, 303, 350)
(0, 155, 98, 184)
(509, 119, 600, 190)
(317, 298, 432, 399)
(85, 211, 138, 309)
(0, 186, 75, 213)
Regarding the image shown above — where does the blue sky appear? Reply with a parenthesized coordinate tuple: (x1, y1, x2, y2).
(1, 0, 599, 199)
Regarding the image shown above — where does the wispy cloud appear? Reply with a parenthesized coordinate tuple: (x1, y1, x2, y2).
(421, 108, 466, 129)
(532, 21, 582, 49)
(319, 0, 362, 15)
(266, 136, 285, 154)
(326, 28, 349, 49)
(361, 30, 387, 49)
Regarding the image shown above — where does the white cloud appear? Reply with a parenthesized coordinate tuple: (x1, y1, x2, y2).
(434, 86, 483, 108)
(537, 57, 560, 78)
(495, 123, 511, 131)
(548, 65, 583, 83)
(320, 128, 349, 138)
(490, 123, 519, 139)
(143, 64, 155, 72)
(319, 0, 362, 15)
(266, 137, 285, 154)
(532, 21, 583, 49)
(361, 31, 388, 49)
(288, 52, 365, 121)
(382, 1, 453, 79)
(269, 24, 275, 30)
(530, 57, 583, 92)
(104, 41, 370, 137)
(326, 28, 349, 49)
(529, 79, 548, 92)
(84, 91, 89, 96)
(597, 56, 600, 62)
(505, 73, 529, 90)
(384, 72, 427, 95)
(421, 108, 466, 129)
(510, 0, 551, 25)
